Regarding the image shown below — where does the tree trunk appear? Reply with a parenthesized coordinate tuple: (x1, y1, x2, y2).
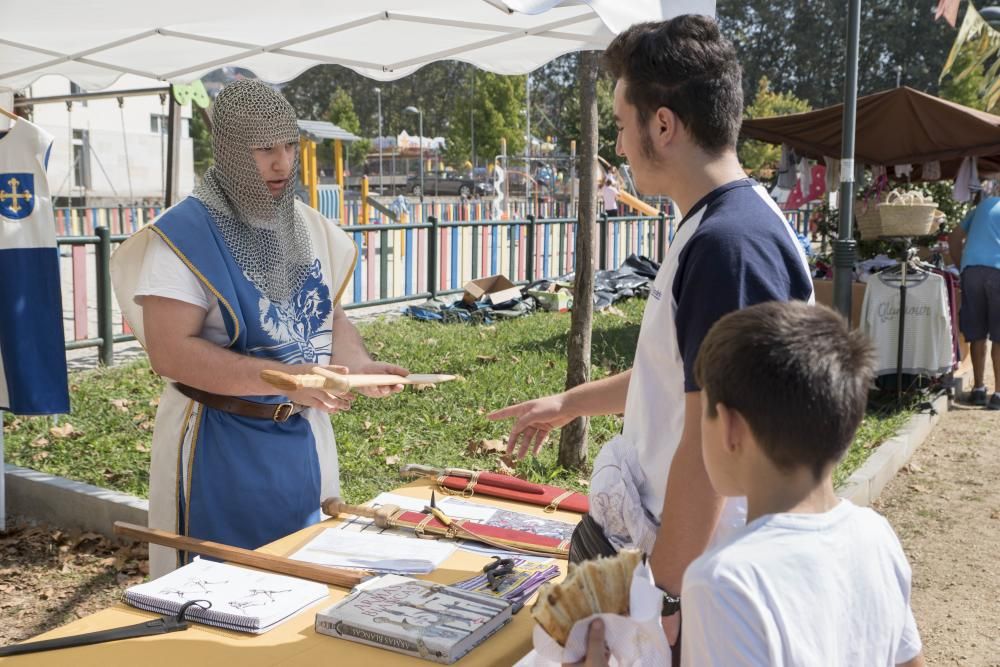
(558, 50, 599, 470)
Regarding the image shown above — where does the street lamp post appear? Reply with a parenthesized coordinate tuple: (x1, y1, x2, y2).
(374, 87, 383, 194)
(404, 105, 423, 202)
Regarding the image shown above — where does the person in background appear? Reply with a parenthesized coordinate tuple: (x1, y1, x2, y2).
(602, 173, 620, 217)
(949, 193, 1000, 409)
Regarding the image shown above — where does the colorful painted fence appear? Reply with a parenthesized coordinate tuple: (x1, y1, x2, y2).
(337, 212, 673, 309)
(53, 205, 162, 237)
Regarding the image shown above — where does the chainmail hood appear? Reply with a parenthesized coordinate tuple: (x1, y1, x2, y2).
(192, 79, 313, 305)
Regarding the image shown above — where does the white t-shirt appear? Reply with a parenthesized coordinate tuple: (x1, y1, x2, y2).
(602, 183, 619, 211)
(681, 500, 922, 667)
(622, 181, 812, 534)
(133, 233, 231, 347)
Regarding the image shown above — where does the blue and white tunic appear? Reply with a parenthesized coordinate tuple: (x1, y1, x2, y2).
(112, 197, 356, 577)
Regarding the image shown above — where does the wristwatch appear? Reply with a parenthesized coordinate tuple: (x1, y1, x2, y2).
(658, 586, 681, 616)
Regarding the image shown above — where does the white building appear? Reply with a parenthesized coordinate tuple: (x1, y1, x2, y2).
(13, 74, 194, 206)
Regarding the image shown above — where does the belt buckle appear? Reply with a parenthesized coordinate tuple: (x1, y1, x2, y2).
(272, 402, 295, 422)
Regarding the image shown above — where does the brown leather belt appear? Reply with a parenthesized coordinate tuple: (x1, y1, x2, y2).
(174, 383, 304, 423)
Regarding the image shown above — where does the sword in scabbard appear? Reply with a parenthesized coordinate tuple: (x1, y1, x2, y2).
(321, 496, 569, 559)
(399, 463, 545, 495)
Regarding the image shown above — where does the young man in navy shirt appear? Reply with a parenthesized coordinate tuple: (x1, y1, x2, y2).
(490, 15, 813, 658)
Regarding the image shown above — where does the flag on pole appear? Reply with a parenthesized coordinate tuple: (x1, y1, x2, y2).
(0, 116, 69, 414)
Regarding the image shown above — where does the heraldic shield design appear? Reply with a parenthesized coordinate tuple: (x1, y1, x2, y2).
(0, 173, 35, 220)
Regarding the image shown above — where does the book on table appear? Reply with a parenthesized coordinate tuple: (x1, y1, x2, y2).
(122, 558, 329, 634)
(315, 574, 512, 664)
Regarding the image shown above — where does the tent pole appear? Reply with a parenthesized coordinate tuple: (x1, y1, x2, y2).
(833, 0, 862, 318)
(164, 85, 182, 207)
(1, 409, 5, 529)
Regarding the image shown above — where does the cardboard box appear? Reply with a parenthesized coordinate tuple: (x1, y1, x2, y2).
(462, 274, 522, 305)
(528, 289, 573, 312)
(812, 278, 867, 330)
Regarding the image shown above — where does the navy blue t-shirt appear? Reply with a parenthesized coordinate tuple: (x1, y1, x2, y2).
(672, 179, 814, 391)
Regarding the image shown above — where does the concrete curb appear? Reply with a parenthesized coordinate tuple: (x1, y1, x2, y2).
(4, 373, 970, 536)
(4, 464, 147, 537)
(837, 391, 949, 507)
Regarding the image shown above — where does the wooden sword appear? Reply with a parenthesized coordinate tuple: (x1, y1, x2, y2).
(113, 522, 367, 588)
(260, 367, 456, 393)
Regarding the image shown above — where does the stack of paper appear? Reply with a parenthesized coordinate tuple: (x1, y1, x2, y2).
(290, 529, 457, 574)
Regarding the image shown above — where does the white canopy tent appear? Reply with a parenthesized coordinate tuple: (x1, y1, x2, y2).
(0, 0, 715, 525)
(0, 0, 711, 90)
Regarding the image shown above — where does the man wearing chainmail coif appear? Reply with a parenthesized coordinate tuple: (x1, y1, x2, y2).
(112, 79, 408, 577)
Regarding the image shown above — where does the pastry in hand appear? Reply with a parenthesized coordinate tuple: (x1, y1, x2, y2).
(532, 548, 642, 646)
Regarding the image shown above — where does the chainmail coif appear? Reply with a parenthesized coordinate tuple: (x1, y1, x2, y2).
(192, 79, 313, 306)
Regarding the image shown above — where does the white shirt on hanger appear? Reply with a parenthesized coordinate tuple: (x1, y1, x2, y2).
(861, 271, 953, 376)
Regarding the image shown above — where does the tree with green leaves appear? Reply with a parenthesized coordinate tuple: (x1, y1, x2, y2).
(557, 73, 619, 166)
(443, 71, 525, 168)
(939, 46, 988, 111)
(717, 0, 958, 108)
(939, 4, 997, 111)
(738, 77, 811, 176)
(326, 89, 371, 167)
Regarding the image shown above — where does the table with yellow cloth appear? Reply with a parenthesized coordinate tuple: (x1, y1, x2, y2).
(4, 480, 580, 666)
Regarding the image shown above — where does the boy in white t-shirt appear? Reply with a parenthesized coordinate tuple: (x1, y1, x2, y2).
(681, 301, 924, 667)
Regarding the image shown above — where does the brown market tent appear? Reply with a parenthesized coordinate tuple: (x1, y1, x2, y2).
(741, 86, 1000, 178)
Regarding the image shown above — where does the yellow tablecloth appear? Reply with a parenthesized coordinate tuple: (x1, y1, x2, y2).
(3, 481, 579, 666)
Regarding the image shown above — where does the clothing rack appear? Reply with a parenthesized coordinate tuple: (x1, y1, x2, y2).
(877, 237, 948, 407)
(878, 238, 920, 407)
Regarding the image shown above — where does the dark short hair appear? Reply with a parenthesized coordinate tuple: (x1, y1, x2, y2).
(603, 15, 743, 154)
(694, 302, 874, 479)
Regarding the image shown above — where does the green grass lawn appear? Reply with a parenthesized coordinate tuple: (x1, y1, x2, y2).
(3, 297, 910, 504)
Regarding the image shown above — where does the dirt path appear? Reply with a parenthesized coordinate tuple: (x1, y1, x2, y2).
(874, 365, 1000, 667)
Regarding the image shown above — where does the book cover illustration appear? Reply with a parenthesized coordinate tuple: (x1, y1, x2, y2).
(316, 576, 512, 663)
(482, 509, 574, 542)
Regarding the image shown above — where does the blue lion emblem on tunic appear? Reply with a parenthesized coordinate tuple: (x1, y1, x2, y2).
(256, 260, 332, 363)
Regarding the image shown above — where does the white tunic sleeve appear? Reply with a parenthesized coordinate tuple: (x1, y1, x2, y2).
(133, 233, 230, 347)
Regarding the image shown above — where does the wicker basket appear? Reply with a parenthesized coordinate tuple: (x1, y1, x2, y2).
(855, 196, 884, 240)
(877, 189, 938, 238)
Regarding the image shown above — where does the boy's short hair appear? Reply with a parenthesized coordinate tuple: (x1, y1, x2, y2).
(694, 302, 874, 479)
(602, 15, 743, 154)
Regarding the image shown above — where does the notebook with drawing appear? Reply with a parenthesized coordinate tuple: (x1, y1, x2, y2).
(122, 558, 329, 634)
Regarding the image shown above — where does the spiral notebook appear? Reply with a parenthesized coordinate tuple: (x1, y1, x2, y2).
(122, 558, 330, 634)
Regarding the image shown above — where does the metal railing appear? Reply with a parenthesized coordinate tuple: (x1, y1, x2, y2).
(59, 228, 135, 366)
(62, 212, 672, 364)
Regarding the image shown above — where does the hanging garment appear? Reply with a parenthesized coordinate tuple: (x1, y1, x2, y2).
(922, 161, 941, 181)
(894, 164, 913, 179)
(785, 164, 827, 211)
(776, 145, 798, 190)
(0, 117, 69, 414)
(953, 157, 979, 203)
(930, 268, 961, 370)
(797, 158, 812, 194)
(824, 157, 840, 194)
(861, 271, 954, 377)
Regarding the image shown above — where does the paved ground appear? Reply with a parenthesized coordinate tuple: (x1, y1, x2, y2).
(873, 359, 1000, 666)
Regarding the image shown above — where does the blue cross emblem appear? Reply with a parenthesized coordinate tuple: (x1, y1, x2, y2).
(0, 173, 35, 220)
